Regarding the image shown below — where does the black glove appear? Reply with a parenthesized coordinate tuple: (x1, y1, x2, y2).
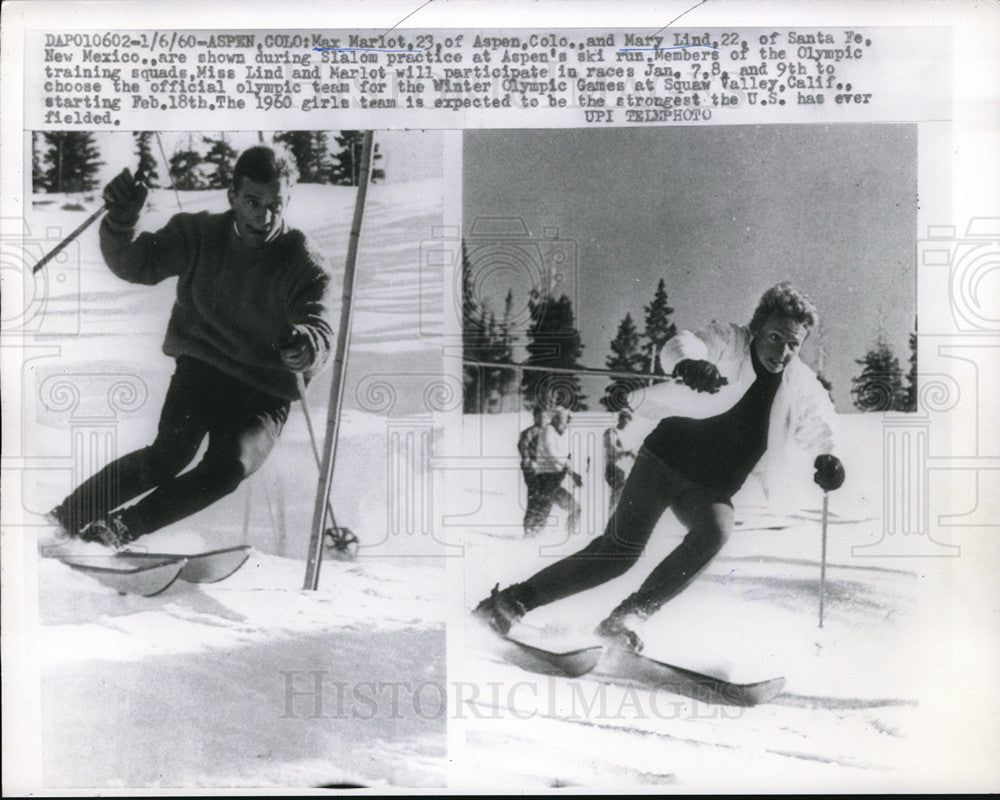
(672, 359, 728, 393)
(103, 168, 148, 226)
(571, 471, 583, 488)
(276, 325, 314, 373)
(813, 454, 845, 492)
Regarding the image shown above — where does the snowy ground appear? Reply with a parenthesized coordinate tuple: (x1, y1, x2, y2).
(7, 169, 449, 789)
(451, 410, 967, 792)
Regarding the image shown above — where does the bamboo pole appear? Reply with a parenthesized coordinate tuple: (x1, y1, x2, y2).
(303, 130, 374, 590)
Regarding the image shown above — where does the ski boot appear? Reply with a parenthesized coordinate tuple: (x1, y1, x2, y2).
(472, 583, 527, 636)
(44, 504, 75, 538)
(594, 612, 645, 652)
(78, 514, 134, 550)
(596, 591, 658, 652)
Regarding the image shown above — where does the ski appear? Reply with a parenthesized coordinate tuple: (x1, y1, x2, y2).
(504, 624, 605, 677)
(45, 545, 252, 592)
(115, 545, 252, 583)
(54, 556, 187, 597)
(603, 648, 786, 707)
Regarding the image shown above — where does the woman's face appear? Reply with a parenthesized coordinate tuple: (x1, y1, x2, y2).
(752, 313, 810, 373)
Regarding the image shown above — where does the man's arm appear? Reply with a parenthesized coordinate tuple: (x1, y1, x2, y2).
(99, 168, 189, 285)
(282, 270, 336, 376)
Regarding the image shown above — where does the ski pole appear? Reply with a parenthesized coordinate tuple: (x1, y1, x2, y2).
(32, 205, 105, 274)
(32, 164, 150, 274)
(294, 371, 342, 527)
(278, 330, 355, 556)
(819, 490, 829, 628)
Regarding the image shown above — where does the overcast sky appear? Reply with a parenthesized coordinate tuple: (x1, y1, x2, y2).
(463, 125, 918, 412)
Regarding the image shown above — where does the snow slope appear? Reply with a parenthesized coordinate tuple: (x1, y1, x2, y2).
(453, 410, 944, 792)
(37, 550, 445, 789)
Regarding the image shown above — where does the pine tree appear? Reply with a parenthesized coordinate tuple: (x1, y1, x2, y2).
(32, 132, 48, 192)
(488, 290, 517, 405)
(903, 326, 918, 412)
(133, 132, 160, 188)
(602, 312, 646, 411)
(274, 131, 333, 182)
(462, 241, 487, 412)
(42, 132, 104, 193)
(522, 290, 587, 411)
(462, 247, 519, 412)
(169, 148, 206, 190)
(202, 135, 237, 188)
(330, 131, 385, 185)
(851, 337, 908, 412)
(639, 278, 678, 382)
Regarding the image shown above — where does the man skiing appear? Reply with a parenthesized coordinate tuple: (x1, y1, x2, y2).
(523, 407, 583, 537)
(603, 408, 636, 513)
(48, 145, 334, 549)
(475, 283, 845, 650)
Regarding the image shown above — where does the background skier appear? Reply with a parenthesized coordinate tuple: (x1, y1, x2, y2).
(603, 408, 637, 513)
(522, 407, 583, 537)
(476, 282, 845, 650)
(48, 145, 335, 548)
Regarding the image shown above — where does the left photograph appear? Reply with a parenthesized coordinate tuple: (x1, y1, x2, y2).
(13, 129, 449, 787)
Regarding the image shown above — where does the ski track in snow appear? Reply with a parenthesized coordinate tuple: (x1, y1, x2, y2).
(38, 552, 446, 788)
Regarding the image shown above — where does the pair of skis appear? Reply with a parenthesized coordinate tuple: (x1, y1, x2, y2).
(45, 545, 252, 597)
(504, 625, 786, 707)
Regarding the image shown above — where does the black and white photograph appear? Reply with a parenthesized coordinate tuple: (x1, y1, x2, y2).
(455, 124, 969, 789)
(2, 0, 998, 795)
(12, 128, 449, 787)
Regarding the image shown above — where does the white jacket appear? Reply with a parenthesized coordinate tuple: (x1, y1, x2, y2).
(535, 424, 572, 474)
(627, 322, 838, 499)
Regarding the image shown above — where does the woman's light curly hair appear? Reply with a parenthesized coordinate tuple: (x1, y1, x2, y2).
(749, 282, 819, 334)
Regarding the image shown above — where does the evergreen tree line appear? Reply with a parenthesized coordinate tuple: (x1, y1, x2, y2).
(463, 254, 920, 415)
(32, 131, 384, 193)
(850, 328, 918, 412)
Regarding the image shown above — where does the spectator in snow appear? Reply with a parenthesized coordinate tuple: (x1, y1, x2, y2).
(523, 407, 583, 537)
(603, 408, 636, 513)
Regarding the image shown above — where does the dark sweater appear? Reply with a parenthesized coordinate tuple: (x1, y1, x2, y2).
(643, 347, 782, 496)
(100, 210, 335, 401)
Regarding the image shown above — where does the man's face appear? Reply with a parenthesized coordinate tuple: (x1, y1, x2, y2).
(617, 412, 632, 429)
(228, 176, 291, 246)
(752, 312, 810, 373)
(552, 412, 569, 434)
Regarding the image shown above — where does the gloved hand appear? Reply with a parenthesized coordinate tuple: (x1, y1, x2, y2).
(103, 168, 148, 226)
(571, 471, 583, 488)
(672, 359, 728, 393)
(276, 325, 314, 373)
(813, 454, 845, 492)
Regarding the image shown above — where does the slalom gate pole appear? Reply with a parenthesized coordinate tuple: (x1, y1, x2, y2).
(154, 132, 184, 211)
(32, 205, 105, 274)
(294, 372, 343, 533)
(303, 130, 374, 591)
(819, 490, 829, 628)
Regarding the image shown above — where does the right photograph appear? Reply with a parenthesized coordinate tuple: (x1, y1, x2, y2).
(455, 125, 921, 789)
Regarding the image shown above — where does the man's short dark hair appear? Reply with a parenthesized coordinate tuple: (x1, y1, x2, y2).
(232, 145, 299, 191)
(749, 282, 819, 334)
